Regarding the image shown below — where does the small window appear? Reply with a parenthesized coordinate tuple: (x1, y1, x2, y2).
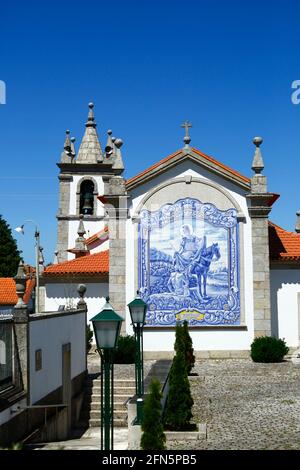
(35, 349, 42, 371)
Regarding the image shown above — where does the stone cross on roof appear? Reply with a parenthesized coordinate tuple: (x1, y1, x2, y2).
(181, 120, 192, 147)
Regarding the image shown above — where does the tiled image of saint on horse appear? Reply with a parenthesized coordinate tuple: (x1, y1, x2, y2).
(138, 198, 240, 326)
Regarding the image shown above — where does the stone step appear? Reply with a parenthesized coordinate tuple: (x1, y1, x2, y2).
(85, 401, 127, 412)
(86, 385, 136, 394)
(90, 410, 127, 420)
(87, 379, 135, 387)
(86, 379, 135, 386)
(89, 418, 127, 428)
(87, 392, 134, 402)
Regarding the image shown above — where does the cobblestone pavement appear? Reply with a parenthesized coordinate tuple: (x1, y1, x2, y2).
(169, 359, 300, 450)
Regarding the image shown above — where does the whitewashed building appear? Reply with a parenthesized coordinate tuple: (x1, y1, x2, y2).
(42, 104, 300, 356)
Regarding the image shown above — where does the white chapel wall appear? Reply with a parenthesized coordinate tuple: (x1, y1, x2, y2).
(126, 161, 255, 351)
(270, 269, 300, 348)
(29, 311, 86, 404)
(44, 281, 108, 326)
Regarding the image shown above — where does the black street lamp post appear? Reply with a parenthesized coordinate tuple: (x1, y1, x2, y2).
(90, 297, 123, 450)
(128, 291, 147, 425)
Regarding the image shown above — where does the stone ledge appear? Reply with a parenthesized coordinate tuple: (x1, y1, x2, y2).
(165, 423, 207, 441)
(144, 350, 250, 360)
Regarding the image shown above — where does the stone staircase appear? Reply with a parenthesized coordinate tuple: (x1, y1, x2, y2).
(79, 374, 136, 428)
(78, 360, 172, 429)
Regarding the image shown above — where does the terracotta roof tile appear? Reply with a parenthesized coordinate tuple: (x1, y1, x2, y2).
(269, 222, 300, 261)
(191, 148, 250, 183)
(0, 278, 35, 305)
(85, 226, 109, 247)
(126, 147, 250, 188)
(44, 250, 109, 276)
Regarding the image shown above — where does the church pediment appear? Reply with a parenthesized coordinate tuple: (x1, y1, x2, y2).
(126, 147, 250, 192)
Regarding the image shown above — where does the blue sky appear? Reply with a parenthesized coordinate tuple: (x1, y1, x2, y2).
(1, 0, 300, 265)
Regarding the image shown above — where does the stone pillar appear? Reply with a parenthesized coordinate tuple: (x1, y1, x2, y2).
(246, 137, 277, 337)
(13, 263, 30, 397)
(56, 174, 73, 261)
(102, 176, 128, 334)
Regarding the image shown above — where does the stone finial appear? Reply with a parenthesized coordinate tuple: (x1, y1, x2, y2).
(105, 129, 114, 156)
(54, 250, 59, 264)
(72, 215, 88, 256)
(86, 102, 96, 128)
(181, 121, 192, 147)
(77, 214, 86, 238)
(76, 103, 103, 163)
(39, 246, 45, 274)
(70, 137, 76, 162)
(77, 283, 87, 309)
(14, 262, 27, 308)
(296, 210, 300, 233)
(64, 129, 71, 152)
(61, 130, 72, 163)
(112, 138, 124, 171)
(252, 136, 264, 174)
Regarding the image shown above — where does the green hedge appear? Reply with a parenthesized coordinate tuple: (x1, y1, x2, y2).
(250, 336, 289, 363)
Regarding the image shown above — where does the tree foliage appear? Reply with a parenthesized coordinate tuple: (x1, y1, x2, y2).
(164, 347, 194, 430)
(0, 215, 22, 277)
(140, 378, 166, 450)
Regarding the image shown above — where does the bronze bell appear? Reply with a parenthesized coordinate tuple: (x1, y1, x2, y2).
(82, 192, 93, 215)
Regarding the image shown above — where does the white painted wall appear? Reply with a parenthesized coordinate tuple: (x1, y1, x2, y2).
(270, 269, 300, 347)
(126, 161, 255, 351)
(29, 311, 86, 404)
(44, 281, 108, 326)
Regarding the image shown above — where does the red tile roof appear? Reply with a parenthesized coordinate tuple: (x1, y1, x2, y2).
(126, 147, 250, 189)
(192, 148, 250, 183)
(0, 278, 35, 305)
(44, 250, 109, 276)
(269, 222, 300, 261)
(85, 226, 109, 247)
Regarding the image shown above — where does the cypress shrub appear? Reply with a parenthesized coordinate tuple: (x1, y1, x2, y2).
(140, 378, 166, 450)
(182, 320, 195, 374)
(164, 349, 194, 430)
(250, 336, 289, 363)
(174, 322, 184, 354)
(174, 321, 195, 375)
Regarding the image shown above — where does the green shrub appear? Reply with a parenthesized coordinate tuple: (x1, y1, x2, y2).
(174, 321, 195, 375)
(86, 324, 93, 353)
(250, 336, 289, 363)
(164, 349, 194, 430)
(182, 321, 195, 374)
(113, 335, 136, 364)
(140, 378, 166, 450)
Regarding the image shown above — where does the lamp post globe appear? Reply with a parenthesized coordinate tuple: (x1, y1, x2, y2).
(91, 297, 123, 350)
(128, 290, 147, 326)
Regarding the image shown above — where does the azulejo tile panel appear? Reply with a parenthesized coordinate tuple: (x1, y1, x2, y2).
(138, 198, 240, 327)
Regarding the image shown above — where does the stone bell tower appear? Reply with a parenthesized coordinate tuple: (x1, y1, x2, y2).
(56, 102, 125, 261)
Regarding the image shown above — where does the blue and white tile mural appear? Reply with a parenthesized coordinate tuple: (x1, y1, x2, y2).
(138, 198, 240, 326)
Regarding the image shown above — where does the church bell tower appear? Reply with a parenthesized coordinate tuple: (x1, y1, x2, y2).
(56, 102, 124, 261)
